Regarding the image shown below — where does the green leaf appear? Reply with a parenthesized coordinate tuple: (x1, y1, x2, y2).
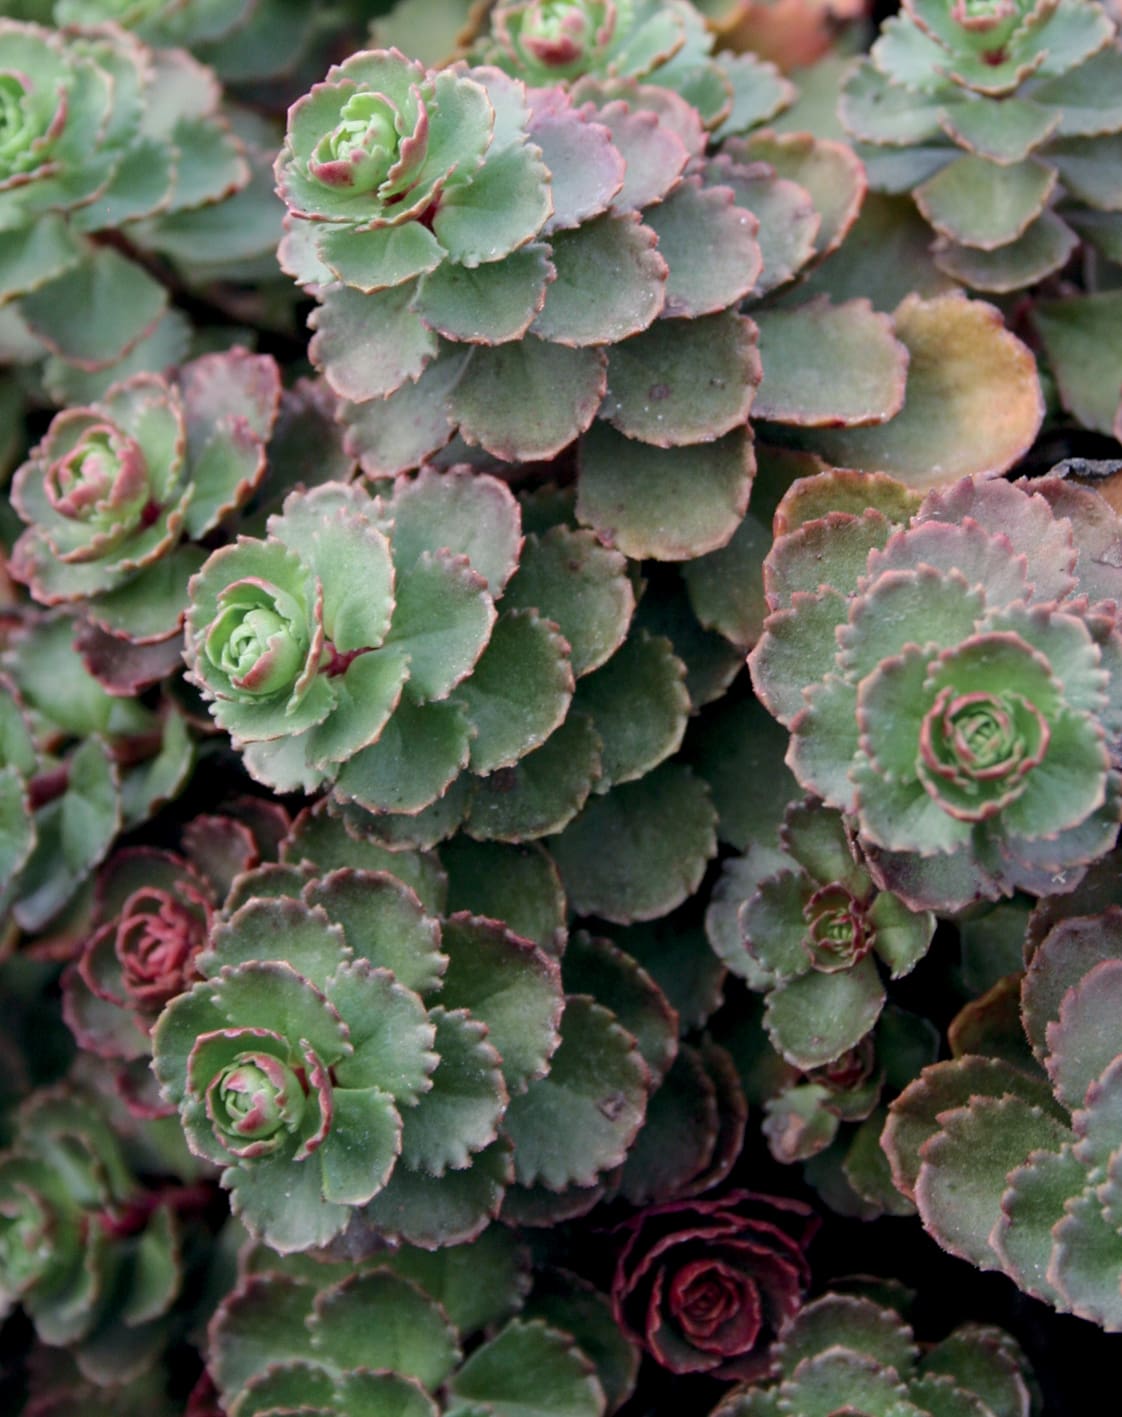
(705, 161, 818, 296)
(563, 931, 678, 1084)
(577, 423, 754, 561)
(338, 347, 467, 477)
(736, 129, 865, 258)
(397, 1006, 507, 1175)
(441, 838, 566, 955)
(209, 959, 352, 1065)
(601, 311, 760, 446)
(868, 892, 935, 979)
(689, 693, 801, 852)
(914, 155, 1055, 251)
(502, 526, 634, 678)
(615, 1043, 717, 1204)
(0, 214, 83, 302)
(306, 866, 446, 996)
(916, 1095, 1071, 1271)
(316, 222, 445, 294)
(1048, 1184, 1122, 1329)
(437, 914, 563, 1094)
(19, 246, 166, 370)
(531, 102, 624, 235)
(203, 897, 347, 989)
(269, 495, 394, 653)
(778, 1294, 918, 1380)
(318, 1084, 402, 1205)
(642, 177, 760, 317)
(281, 805, 447, 917)
(531, 215, 666, 346)
(358, 1135, 513, 1249)
(210, 1275, 316, 1397)
(433, 144, 552, 268)
(385, 466, 522, 593)
(503, 995, 648, 1191)
(522, 1274, 639, 1416)
(226, 1140, 350, 1254)
(939, 97, 1058, 164)
(447, 1320, 605, 1417)
(387, 548, 494, 703)
(804, 293, 1043, 488)
(1048, 134, 1122, 211)
(754, 298, 907, 427)
(413, 245, 554, 344)
(327, 959, 437, 1104)
(919, 1325, 1040, 1417)
(1045, 958, 1122, 1113)
(742, 868, 816, 980)
(311, 1270, 460, 1387)
(992, 1143, 1085, 1306)
(456, 609, 574, 775)
(335, 698, 474, 817)
(840, 58, 946, 145)
(465, 711, 604, 844)
(765, 954, 887, 1069)
(610, 914, 728, 1032)
(550, 764, 716, 924)
(1031, 292, 1122, 437)
(934, 210, 1079, 294)
(777, 1348, 913, 1417)
(574, 632, 688, 791)
(14, 738, 120, 933)
(310, 283, 437, 402)
(381, 1227, 529, 1334)
(1030, 45, 1122, 136)
(450, 340, 607, 462)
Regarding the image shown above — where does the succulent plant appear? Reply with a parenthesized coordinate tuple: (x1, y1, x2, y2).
(209, 1236, 628, 1417)
(611, 1189, 818, 1379)
(883, 905, 1122, 1330)
(710, 1290, 1039, 1417)
(0, 20, 251, 377)
(749, 470, 1122, 913)
(476, 0, 795, 137)
(9, 351, 292, 668)
(0, 1088, 185, 1382)
(61, 797, 288, 1106)
(151, 811, 653, 1252)
(840, 0, 1122, 289)
(706, 796, 935, 1069)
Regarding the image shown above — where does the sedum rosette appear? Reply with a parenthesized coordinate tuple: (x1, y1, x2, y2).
(0, 21, 249, 375)
(478, 0, 794, 136)
(0, 1089, 184, 1383)
(710, 1290, 1039, 1417)
(152, 818, 651, 1252)
(208, 1234, 627, 1417)
(611, 1190, 818, 1379)
(749, 471, 1122, 913)
(883, 905, 1122, 1331)
(707, 797, 935, 1070)
(10, 351, 285, 657)
(841, 0, 1122, 290)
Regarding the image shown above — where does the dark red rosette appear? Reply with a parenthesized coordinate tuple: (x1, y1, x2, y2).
(63, 848, 215, 1064)
(611, 1190, 819, 1379)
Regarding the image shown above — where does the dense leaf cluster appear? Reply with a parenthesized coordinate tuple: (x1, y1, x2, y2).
(1, 0, 1122, 1412)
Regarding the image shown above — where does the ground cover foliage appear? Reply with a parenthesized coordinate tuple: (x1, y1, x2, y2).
(0, 0, 1121, 1411)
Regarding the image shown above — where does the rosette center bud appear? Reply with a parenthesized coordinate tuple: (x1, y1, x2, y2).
(671, 1261, 760, 1349)
(0, 71, 45, 176)
(116, 887, 206, 1010)
(45, 423, 150, 537)
(311, 90, 415, 194)
(802, 884, 870, 972)
(521, 0, 602, 65)
(205, 580, 310, 698)
(918, 686, 1048, 820)
(0, 1188, 53, 1294)
(211, 1054, 305, 1146)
